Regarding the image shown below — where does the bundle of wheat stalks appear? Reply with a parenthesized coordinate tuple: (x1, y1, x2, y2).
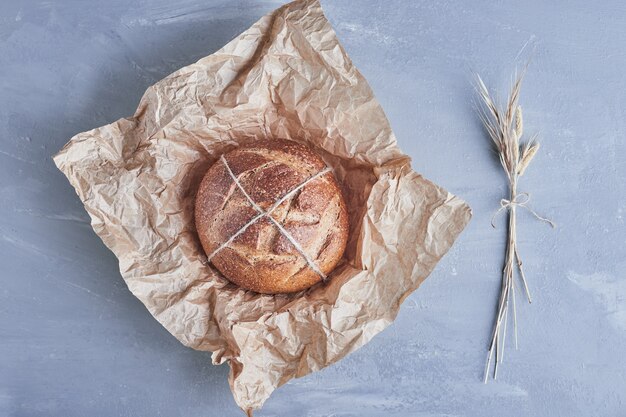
(475, 68, 555, 381)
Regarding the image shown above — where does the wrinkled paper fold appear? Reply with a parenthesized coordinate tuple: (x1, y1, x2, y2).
(54, 0, 472, 412)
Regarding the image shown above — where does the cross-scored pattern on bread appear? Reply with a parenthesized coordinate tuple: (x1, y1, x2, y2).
(218, 154, 330, 279)
(194, 140, 349, 294)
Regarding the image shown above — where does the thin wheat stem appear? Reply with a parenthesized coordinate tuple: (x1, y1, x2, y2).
(512, 270, 519, 350)
(514, 245, 532, 303)
(501, 282, 510, 364)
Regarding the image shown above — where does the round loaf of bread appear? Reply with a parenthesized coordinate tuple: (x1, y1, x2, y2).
(195, 139, 349, 294)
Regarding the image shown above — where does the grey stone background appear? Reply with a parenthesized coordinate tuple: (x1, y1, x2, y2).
(1, 0, 624, 416)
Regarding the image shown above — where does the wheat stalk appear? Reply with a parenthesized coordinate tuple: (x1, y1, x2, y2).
(474, 66, 553, 382)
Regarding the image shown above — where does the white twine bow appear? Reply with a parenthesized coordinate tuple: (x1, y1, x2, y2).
(491, 192, 556, 228)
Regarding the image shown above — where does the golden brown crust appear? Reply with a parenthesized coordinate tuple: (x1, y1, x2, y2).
(194, 139, 349, 294)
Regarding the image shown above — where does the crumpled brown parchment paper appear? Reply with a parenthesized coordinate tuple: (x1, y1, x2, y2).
(53, 0, 472, 412)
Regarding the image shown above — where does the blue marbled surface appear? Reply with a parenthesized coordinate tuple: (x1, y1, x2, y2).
(1, 0, 625, 416)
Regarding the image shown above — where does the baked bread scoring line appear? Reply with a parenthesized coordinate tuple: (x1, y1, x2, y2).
(207, 155, 332, 280)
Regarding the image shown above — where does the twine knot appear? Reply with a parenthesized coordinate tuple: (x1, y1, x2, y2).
(491, 192, 556, 228)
